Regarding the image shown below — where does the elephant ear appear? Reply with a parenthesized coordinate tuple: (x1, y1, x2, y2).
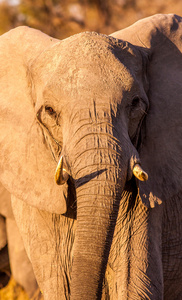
(111, 14, 182, 208)
(0, 27, 67, 214)
(0, 182, 13, 218)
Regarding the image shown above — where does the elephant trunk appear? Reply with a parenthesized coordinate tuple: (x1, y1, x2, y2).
(71, 187, 122, 299)
(68, 127, 127, 299)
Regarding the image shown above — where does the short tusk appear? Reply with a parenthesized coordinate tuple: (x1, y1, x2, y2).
(55, 156, 69, 185)
(133, 164, 148, 181)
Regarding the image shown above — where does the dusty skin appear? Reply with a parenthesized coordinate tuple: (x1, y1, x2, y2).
(0, 13, 182, 300)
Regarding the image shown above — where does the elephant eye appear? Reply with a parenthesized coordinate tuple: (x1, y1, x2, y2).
(131, 96, 140, 108)
(45, 106, 56, 116)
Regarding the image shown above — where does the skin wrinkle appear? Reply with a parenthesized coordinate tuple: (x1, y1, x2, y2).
(71, 121, 125, 180)
(74, 161, 123, 178)
(73, 200, 121, 211)
(108, 181, 155, 299)
(74, 132, 122, 149)
(114, 216, 148, 253)
(72, 122, 115, 139)
(73, 146, 122, 158)
(37, 106, 60, 147)
(76, 181, 122, 191)
(49, 212, 75, 298)
(70, 108, 127, 151)
(162, 191, 182, 296)
(36, 107, 64, 172)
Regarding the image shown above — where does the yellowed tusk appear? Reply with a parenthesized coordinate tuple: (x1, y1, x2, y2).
(133, 164, 148, 181)
(55, 156, 69, 185)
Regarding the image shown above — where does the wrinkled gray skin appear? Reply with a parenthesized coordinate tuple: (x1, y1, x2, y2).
(0, 13, 182, 300)
(0, 183, 39, 298)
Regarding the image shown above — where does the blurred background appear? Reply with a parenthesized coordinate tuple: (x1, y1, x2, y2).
(0, 0, 182, 38)
(0, 0, 182, 299)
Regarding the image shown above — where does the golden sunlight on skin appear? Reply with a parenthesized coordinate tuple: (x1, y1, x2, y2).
(133, 163, 148, 181)
(55, 156, 69, 185)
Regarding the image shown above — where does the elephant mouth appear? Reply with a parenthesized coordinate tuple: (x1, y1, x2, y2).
(55, 155, 148, 187)
(54, 154, 148, 221)
(54, 156, 108, 220)
(62, 176, 77, 219)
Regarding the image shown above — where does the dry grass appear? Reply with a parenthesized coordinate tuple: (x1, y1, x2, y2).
(0, 277, 29, 300)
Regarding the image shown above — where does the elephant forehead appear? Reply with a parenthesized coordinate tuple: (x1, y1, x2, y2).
(67, 64, 134, 93)
(58, 32, 137, 72)
(45, 61, 134, 110)
(60, 31, 127, 57)
(49, 46, 135, 99)
(32, 31, 137, 87)
(33, 32, 137, 108)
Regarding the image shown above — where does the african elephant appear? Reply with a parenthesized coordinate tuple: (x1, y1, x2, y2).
(0, 13, 181, 300)
(0, 183, 39, 298)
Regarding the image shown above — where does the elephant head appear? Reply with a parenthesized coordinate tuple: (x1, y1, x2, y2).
(28, 31, 150, 298)
(0, 13, 182, 299)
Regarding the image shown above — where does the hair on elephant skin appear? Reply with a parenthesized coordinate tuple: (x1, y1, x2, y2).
(0, 13, 182, 300)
